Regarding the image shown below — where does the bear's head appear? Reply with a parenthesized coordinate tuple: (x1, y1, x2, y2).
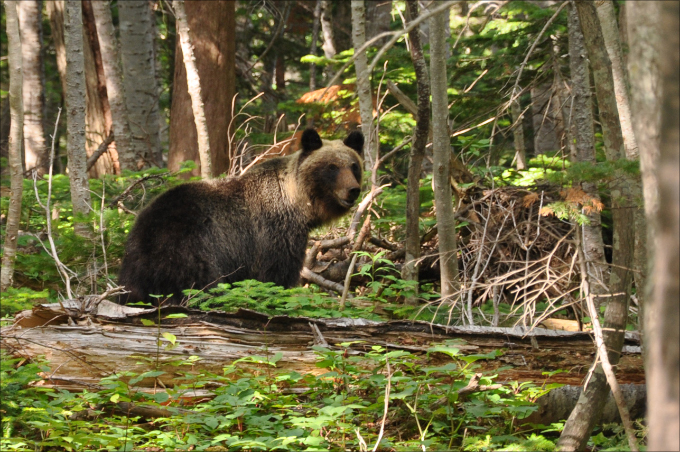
(296, 129, 364, 225)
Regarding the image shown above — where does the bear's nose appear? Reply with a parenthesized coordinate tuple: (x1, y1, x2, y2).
(348, 187, 361, 202)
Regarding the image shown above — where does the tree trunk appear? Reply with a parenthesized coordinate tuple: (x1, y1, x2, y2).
(626, 2, 662, 331)
(402, 0, 430, 303)
(309, 0, 322, 92)
(595, 0, 637, 159)
(557, 3, 635, 449)
(365, 0, 391, 44)
(511, 98, 526, 170)
(645, 4, 680, 451)
(566, 5, 609, 299)
(1, 0, 24, 291)
(118, 0, 162, 168)
(168, 0, 235, 178)
(49, 0, 115, 178)
(596, 0, 647, 308)
(81, 0, 117, 177)
(18, 0, 48, 175)
(64, 0, 92, 237)
(91, 0, 136, 172)
(46, 1, 67, 95)
(430, 4, 459, 300)
(320, 0, 336, 56)
(351, 0, 377, 173)
(172, 0, 211, 179)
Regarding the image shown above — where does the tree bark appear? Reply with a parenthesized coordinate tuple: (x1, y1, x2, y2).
(118, 0, 162, 168)
(566, 5, 609, 299)
(557, 3, 635, 449)
(168, 0, 235, 178)
(430, 4, 459, 300)
(511, 98, 526, 170)
(596, 0, 647, 308)
(64, 0, 92, 237)
(645, 4, 679, 451)
(18, 0, 48, 175)
(46, 1, 67, 95)
(171, 0, 211, 179)
(626, 2, 662, 328)
(401, 0, 430, 302)
(81, 0, 117, 177)
(365, 0, 391, 44)
(351, 0, 377, 172)
(309, 0, 322, 92)
(91, 0, 136, 172)
(1, 0, 24, 291)
(320, 0, 336, 59)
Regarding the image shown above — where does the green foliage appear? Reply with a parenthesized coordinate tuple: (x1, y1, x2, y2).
(0, 341, 567, 451)
(186, 280, 381, 320)
(0, 287, 49, 319)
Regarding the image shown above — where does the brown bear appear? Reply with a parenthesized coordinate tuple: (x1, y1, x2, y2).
(117, 129, 364, 305)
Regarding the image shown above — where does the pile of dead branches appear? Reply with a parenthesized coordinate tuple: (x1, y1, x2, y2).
(302, 183, 584, 326)
(428, 184, 580, 327)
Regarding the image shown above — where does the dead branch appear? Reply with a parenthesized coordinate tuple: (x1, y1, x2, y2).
(301, 266, 346, 294)
(86, 133, 115, 172)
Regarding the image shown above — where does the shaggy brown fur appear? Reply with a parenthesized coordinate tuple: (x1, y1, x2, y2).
(118, 129, 363, 305)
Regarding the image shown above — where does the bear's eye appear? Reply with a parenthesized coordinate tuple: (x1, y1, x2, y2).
(329, 164, 339, 172)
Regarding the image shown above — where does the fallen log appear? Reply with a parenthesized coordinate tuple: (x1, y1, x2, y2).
(1, 298, 643, 394)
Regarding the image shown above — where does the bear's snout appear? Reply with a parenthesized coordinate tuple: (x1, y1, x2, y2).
(348, 187, 361, 203)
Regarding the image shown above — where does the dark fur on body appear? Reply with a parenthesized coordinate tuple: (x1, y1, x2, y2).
(118, 129, 364, 305)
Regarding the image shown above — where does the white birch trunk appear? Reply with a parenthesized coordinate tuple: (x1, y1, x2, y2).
(350, 0, 377, 172)
(91, 0, 136, 171)
(429, 4, 459, 300)
(173, 0, 212, 180)
(18, 0, 48, 175)
(1, 0, 24, 291)
(64, 0, 92, 237)
(118, 0, 162, 167)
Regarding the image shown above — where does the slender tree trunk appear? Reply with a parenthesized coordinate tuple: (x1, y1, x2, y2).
(1, 0, 24, 291)
(596, 0, 647, 307)
(402, 0, 430, 302)
(168, 1, 235, 178)
(118, 0, 162, 168)
(309, 0, 322, 92)
(91, 0, 136, 172)
(430, 4, 459, 300)
(172, 0, 211, 179)
(566, 5, 609, 299)
(64, 0, 92, 237)
(557, 3, 635, 449)
(646, 5, 680, 451)
(351, 0, 377, 172)
(511, 98, 526, 170)
(18, 0, 48, 175)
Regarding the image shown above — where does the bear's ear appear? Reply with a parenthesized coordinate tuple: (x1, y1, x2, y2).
(344, 131, 364, 157)
(300, 129, 323, 157)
